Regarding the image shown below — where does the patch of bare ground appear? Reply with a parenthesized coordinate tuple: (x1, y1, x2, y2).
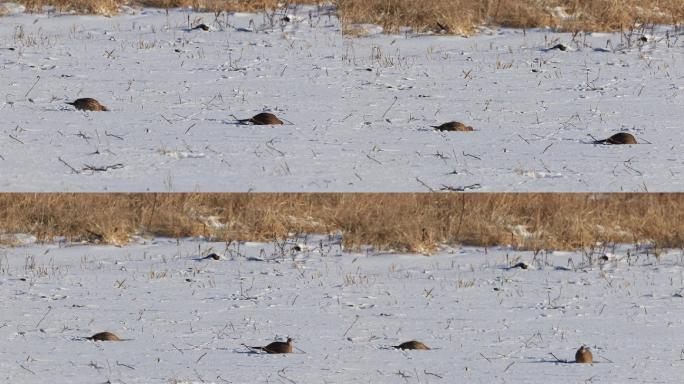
(0, 194, 682, 253)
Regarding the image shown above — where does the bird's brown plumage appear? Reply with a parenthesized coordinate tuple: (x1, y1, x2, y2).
(595, 132, 637, 145)
(245, 112, 284, 125)
(393, 340, 430, 350)
(431, 121, 473, 132)
(575, 346, 593, 363)
(251, 337, 293, 354)
(66, 98, 108, 111)
(86, 331, 121, 341)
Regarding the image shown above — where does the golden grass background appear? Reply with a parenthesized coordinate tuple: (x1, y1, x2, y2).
(3, 0, 683, 34)
(1, 194, 682, 253)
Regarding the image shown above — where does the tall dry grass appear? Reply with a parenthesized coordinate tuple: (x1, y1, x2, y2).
(6, 1, 684, 34)
(1, 194, 683, 253)
(337, 0, 684, 35)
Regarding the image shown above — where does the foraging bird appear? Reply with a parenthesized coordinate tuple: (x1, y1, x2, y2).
(193, 23, 210, 31)
(238, 112, 284, 125)
(575, 346, 593, 363)
(431, 121, 474, 132)
(550, 43, 568, 51)
(594, 132, 637, 145)
(66, 98, 108, 111)
(393, 340, 430, 350)
(202, 253, 220, 260)
(86, 331, 121, 341)
(510, 262, 529, 270)
(249, 337, 293, 354)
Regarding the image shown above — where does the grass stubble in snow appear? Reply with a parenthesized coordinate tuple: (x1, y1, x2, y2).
(1, 237, 684, 383)
(0, 5, 682, 191)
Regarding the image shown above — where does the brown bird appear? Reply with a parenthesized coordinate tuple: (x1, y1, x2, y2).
(239, 112, 284, 125)
(393, 340, 430, 350)
(86, 331, 121, 341)
(66, 98, 108, 111)
(594, 132, 637, 145)
(431, 121, 473, 132)
(193, 23, 210, 31)
(575, 346, 593, 363)
(249, 337, 293, 354)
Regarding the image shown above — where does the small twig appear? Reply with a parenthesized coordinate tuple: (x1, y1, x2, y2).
(424, 370, 443, 379)
(549, 352, 569, 363)
(58, 157, 80, 174)
(598, 354, 614, 363)
(160, 114, 173, 124)
(105, 131, 124, 140)
(277, 368, 297, 384)
(440, 183, 481, 192)
(343, 315, 359, 338)
(116, 361, 136, 370)
(25, 75, 40, 98)
(195, 352, 207, 363)
(265, 140, 285, 156)
(462, 152, 481, 160)
(415, 177, 435, 192)
(82, 163, 124, 172)
(8, 134, 23, 144)
(366, 154, 382, 164)
(381, 96, 398, 119)
(184, 123, 197, 135)
(35, 306, 52, 328)
(17, 363, 35, 375)
(201, 94, 220, 110)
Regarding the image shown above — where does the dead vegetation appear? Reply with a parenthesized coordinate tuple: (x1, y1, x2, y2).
(0, 194, 683, 253)
(11, 0, 321, 15)
(5, 1, 684, 35)
(337, 0, 684, 35)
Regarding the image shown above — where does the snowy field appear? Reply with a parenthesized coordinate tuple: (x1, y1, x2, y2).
(0, 5, 683, 191)
(1, 236, 683, 383)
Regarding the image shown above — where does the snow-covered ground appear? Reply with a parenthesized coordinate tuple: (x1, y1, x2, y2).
(0, 6, 683, 191)
(1, 237, 683, 383)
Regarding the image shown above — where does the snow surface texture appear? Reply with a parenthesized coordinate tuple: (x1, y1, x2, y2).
(1, 237, 683, 383)
(1, 7, 683, 191)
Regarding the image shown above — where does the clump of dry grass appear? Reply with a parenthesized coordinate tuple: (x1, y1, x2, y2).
(337, 0, 684, 35)
(1, 194, 683, 253)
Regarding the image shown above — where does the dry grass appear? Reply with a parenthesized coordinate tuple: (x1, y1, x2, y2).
(337, 0, 684, 35)
(13, 0, 321, 14)
(1, 194, 683, 253)
(6, 0, 684, 35)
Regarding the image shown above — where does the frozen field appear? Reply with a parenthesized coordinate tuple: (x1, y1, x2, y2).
(1, 237, 683, 383)
(0, 6, 683, 191)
